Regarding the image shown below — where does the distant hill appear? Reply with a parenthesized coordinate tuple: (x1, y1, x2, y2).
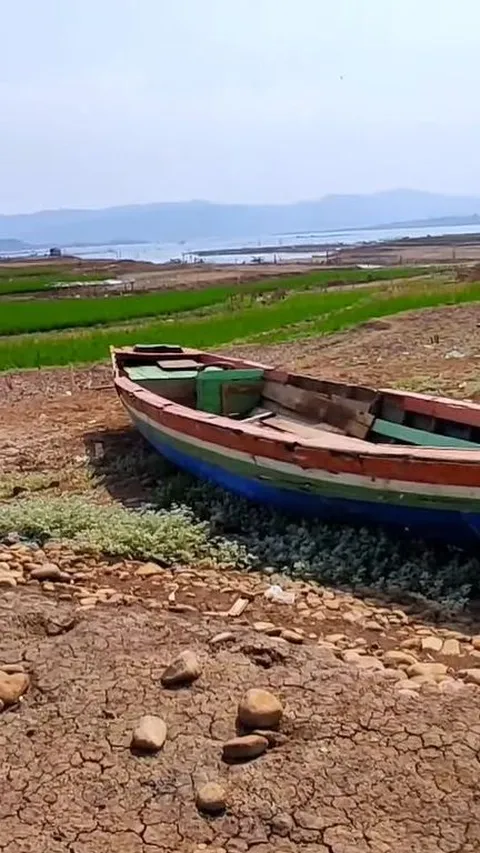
(1, 190, 480, 246)
(0, 237, 32, 253)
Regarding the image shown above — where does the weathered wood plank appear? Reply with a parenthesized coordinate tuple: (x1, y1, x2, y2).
(371, 418, 480, 449)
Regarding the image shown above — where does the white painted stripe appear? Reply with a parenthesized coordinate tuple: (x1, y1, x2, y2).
(123, 401, 480, 502)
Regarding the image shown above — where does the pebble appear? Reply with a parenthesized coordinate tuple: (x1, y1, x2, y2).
(238, 688, 283, 729)
(270, 813, 294, 836)
(161, 650, 202, 687)
(210, 632, 235, 646)
(442, 638, 461, 656)
(131, 715, 167, 752)
(421, 635, 443, 653)
(135, 562, 163, 577)
(196, 782, 227, 815)
(222, 734, 268, 761)
(407, 662, 447, 681)
(459, 668, 480, 685)
(253, 622, 281, 636)
(252, 729, 289, 748)
(382, 650, 418, 667)
(0, 671, 30, 706)
(30, 564, 63, 582)
(280, 629, 304, 644)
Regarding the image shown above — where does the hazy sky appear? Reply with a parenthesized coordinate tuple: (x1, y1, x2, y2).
(1, 0, 479, 212)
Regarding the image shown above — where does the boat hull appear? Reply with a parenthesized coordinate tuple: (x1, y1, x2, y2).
(127, 405, 480, 547)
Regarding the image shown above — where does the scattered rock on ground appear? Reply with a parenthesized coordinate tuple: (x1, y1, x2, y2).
(281, 628, 304, 644)
(237, 688, 283, 729)
(135, 562, 163, 577)
(161, 649, 202, 687)
(30, 564, 63, 582)
(421, 635, 443, 653)
(196, 782, 227, 815)
(407, 662, 448, 681)
(222, 734, 269, 762)
(0, 671, 30, 706)
(131, 715, 167, 752)
(459, 668, 480, 685)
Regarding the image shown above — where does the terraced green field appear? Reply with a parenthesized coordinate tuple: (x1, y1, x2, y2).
(0, 263, 477, 372)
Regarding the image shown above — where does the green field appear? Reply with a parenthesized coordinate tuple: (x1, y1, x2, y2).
(0, 267, 111, 295)
(0, 266, 428, 335)
(0, 273, 478, 371)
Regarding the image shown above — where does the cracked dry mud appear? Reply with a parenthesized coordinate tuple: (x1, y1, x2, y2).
(2, 591, 480, 853)
(2, 309, 480, 853)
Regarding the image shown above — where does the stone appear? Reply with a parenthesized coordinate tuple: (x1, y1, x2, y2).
(421, 635, 443, 653)
(354, 655, 384, 670)
(400, 637, 421, 650)
(210, 632, 235, 646)
(0, 575, 17, 588)
(238, 688, 283, 729)
(364, 619, 383, 631)
(342, 649, 364, 663)
(30, 564, 62, 582)
(407, 662, 448, 681)
(135, 562, 163, 577)
(253, 622, 281, 636)
(471, 636, 480, 651)
(270, 813, 294, 836)
(196, 782, 227, 815)
(459, 668, 480, 685)
(161, 650, 201, 687)
(442, 638, 461, 656)
(324, 598, 341, 611)
(0, 671, 29, 706)
(325, 633, 347, 644)
(280, 629, 304, 644)
(131, 715, 167, 752)
(383, 650, 418, 667)
(0, 663, 25, 674)
(222, 734, 268, 761)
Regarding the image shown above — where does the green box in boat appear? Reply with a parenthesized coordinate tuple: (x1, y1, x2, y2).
(197, 368, 264, 415)
(124, 364, 198, 403)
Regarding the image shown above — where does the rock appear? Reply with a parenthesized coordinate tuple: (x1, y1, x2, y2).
(196, 782, 227, 815)
(227, 597, 249, 617)
(400, 637, 421, 650)
(382, 650, 418, 667)
(270, 813, 294, 836)
(364, 619, 383, 631)
(324, 598, 341, 611)
(0, 561, 11, 572)
(325, 633, 347, 644)
(238, 688, 283, 729)
(210, 632, 235, 646)
(135, 562, 163, 577)
(442, 638, 461, 656)
(407, 662, 448, 681)
(222, 734, 268, 762)
(161, 650, 201, 687)
(131, 715, 167, 752)
(342, 649, 364, 663)
(354, 655, 384, 670)
(459, 668, 480, 685)
(421, 635, 443, 653)
(280, 629, 304, 644)
(471, 636, 480, 651)
(0, 671, 29, 706)
(30, 564, 62, 582)
(0, 575, 17, 588)
(253, 622, 281, 636)
(1, 663, 25, 674)
(264, 585, 295, 605)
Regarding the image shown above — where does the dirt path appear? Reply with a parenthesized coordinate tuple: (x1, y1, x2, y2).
(2, 303, 480, 852)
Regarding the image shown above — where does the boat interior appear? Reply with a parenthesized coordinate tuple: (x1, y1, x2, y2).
(116, 345, 480, 450)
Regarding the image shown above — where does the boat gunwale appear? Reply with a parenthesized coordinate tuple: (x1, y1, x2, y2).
(111, 346, 480, 466)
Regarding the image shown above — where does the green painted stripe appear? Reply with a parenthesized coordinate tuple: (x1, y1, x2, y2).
(371, 418, 480, 449)
(137, 415, 480, 513)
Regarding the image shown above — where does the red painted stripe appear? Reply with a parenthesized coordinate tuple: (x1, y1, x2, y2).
(116, 379, 480, 489)
(384, 389, 480, 428)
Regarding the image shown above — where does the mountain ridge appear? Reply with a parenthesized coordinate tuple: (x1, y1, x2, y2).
(1, 190, 480, 245)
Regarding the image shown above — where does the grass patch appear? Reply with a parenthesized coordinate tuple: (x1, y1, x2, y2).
(0, 270, 111, 296)
(0, 266, 428, 334)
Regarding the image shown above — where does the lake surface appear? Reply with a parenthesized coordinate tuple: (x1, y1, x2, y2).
(64, 222, 480, 265)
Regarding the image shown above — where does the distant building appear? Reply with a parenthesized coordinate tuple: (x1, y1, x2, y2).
(49, 247, 62, 257)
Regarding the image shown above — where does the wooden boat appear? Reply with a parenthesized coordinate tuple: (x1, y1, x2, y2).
(112, 344, 480, 546)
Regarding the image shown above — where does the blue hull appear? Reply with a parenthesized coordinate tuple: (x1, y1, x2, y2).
(135, 419, 480, 547)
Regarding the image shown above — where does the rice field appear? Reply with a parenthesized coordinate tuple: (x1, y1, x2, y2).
(0, 266, 427, 335)
(0, 270, 478, 371)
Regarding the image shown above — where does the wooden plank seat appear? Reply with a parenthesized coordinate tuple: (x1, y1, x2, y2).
(370, 418, 480, 449)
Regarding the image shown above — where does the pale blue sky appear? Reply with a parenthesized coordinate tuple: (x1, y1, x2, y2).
(1, 0, 479, 212)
